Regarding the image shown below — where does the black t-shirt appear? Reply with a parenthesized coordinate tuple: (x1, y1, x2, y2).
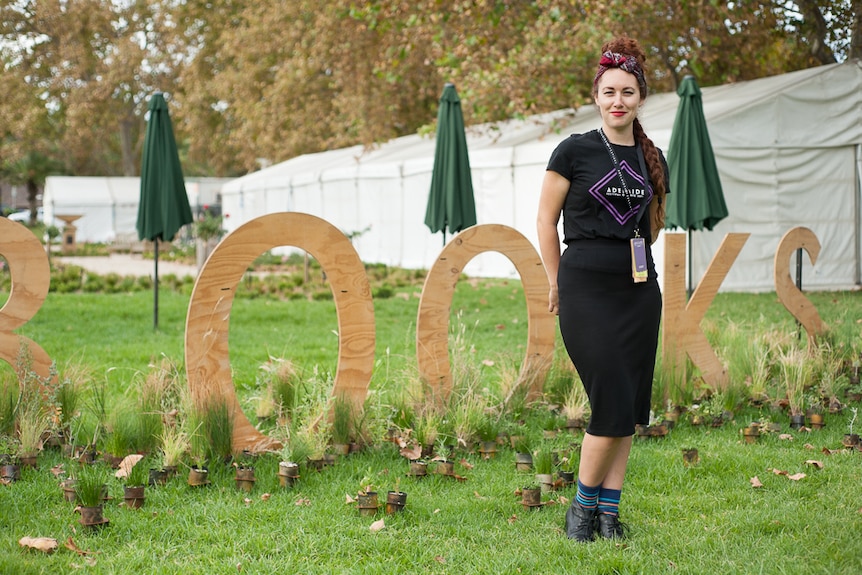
(547, 130, 667, 244)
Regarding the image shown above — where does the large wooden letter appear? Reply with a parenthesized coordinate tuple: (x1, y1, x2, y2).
(416, 225, 555, 403)
(0, 219, 53, 378)
(662, 232, 750, 391)
(774, 227, 827, 345)
(185, 213, 375, 453)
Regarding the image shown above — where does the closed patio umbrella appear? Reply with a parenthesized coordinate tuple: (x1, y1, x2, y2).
(666, 75, 728, 293)
(137, 92, 193, 330)
(425, 83, 476, 245)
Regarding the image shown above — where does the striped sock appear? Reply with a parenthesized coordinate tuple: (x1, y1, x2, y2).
(575, 478, 600, 509)
(597, 487, 621, 516)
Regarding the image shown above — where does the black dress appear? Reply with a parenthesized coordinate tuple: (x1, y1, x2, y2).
(547, 131, 667, 437)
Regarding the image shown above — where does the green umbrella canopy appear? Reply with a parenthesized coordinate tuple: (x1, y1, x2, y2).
(666, 76, 728, 231)
(137, 93, 193, 242)
(425, 83, 477, 241)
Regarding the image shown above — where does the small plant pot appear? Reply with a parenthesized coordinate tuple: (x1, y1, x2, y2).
(535, 473, 554, 492)
(1, 463, 21, 482)
(235, 466, 256, 492)
(421, 443, 435, 459)
(521, 486, 542, 509)
(436, 460, 455, 477)
(103, 454, 124, 469)
(408, 460, 428, 478)
(357, 491, 379, 516)
(542, 429, 558, 440)
(808, 413, 825, 430)
(123, 485, 146, 509)
(742, 426, 760, 444)
(842, 433, 860, 448)
(789, 414, 805, 430)
(78, 449, 98, 465)
(565, 417, 585, 433)
(322, 453, 337, 467)
(18, 453, 38, 469)
(682, 448, 699, 466)
(60, 479, 78, 502)
(149, 468, 170, 486)
(509, 435, 525, 450)
(278, 462, 300, 487)
(331, 443, 351, 457)
(514, 452, 533, 472)
(307, 458, 326, 472)
(79, 505, 109, 528)
(385, 490, 407, 514)
(478, 440, 498, 460)
(557, 470, 575, 486)
(188, 466, 210, 487)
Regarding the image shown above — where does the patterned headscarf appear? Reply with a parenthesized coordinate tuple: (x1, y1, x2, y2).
(593, 51, 647, 97)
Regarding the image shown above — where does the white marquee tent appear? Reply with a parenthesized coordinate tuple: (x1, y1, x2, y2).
(221, 61, 862, 292)
(43, 176, 229, 244)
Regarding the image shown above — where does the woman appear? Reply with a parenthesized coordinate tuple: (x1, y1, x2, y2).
(536, 36, 668, 542)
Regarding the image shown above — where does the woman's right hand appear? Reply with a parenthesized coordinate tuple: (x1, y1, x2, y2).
(548, 285, 559, 315)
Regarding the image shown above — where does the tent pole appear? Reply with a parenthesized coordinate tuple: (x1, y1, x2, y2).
(687, 229, 693, 299)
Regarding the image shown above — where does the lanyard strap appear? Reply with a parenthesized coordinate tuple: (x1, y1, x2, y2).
(597, 128, 650, 237)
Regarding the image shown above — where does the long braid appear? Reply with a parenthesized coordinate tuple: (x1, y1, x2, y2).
(633, 118, 665, 198)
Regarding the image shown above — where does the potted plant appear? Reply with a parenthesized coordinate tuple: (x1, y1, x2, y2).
(512, 436, 533, 472)
(123, 457, 148, 509)
(153, 425, 188, 485)
(476, 415, 500, 459)
(385, 479, 407, 514)
(561, 384, 589, 432)
(842, 407, 860, 448)
(74, 464, 109, 527)
(533, 446, 554, 492)
(742, 420, 761, 444)
(780, 348, 810, 429)
(414, 410, 442, 458)
(234, 454, 256, 492)
(16, 405, 49, 468)
(330, 394, 353, 456)
(521, 484, 542, 509)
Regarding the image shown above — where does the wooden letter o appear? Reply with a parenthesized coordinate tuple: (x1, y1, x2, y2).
(0, 219, 53, 378)
(416, 224, 555, 403)
(185, 213, 375, 452)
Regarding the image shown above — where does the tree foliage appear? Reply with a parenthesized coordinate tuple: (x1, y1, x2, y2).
(1, 1, 859, 180)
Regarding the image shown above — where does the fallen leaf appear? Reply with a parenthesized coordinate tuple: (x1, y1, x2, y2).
(260, 493, 271, 501)
(779, 434, 794, 441)
(750, 476, 763, 488)
(295, 498, 311, 506)
(772, 468, 788, 476)
(50, 464, 65, 477)
(822, 447, 840, 455)
(433, 508, 440, 514)
(243, 498, 252, 506)
(434, 556, 447, 564)
(399, 443, 422, 460)
(115, 454, 144, 479)
(345, 494, 356, 504)
(459, 459, 474, 470)
(473, 491, 487, 500)
(803, 443, 815, 450)
(508, 514, 518, 524)
(65, 537, 94, 556)
(787, 473, 806, 481)
(18, 537, 58, 553)
(805, 460, 824, 469)
(370, 519, 385, 532)
(558, 495, 570, 505)
(482, 359, 496, 367)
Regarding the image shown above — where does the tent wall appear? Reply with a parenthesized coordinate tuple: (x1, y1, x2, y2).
(220, 62, 862, 291)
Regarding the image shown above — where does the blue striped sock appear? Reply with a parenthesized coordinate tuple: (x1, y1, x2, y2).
(598, 487, 621, 516)
(576, 478, 600, 509)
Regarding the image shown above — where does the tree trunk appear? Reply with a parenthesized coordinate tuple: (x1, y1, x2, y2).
(797, 0, 838, 64)
(27, 179, 39, 226)
(851, 0, 862, 60)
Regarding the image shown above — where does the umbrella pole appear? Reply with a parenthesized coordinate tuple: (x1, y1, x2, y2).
(687, 229, 693, 299)
(154, 238, 159, 331)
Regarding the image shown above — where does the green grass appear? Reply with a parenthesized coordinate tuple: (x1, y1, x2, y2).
(1, 277, 861, 573)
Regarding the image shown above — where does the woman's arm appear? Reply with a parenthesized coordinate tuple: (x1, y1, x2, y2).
(537, 170, 570, 314)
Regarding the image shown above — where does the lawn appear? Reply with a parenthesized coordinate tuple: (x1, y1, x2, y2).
(1, 273, 861, 574)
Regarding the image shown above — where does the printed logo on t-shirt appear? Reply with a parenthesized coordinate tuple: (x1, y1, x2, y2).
(588, 160, 653, 225)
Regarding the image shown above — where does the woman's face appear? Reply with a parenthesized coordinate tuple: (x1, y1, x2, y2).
(595, 68, 644, 132)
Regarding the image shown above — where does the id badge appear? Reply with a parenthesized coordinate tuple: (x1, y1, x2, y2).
(630, 238, 648, 283)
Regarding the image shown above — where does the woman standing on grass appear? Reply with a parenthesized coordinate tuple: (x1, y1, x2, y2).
(536, 36, 668, 542)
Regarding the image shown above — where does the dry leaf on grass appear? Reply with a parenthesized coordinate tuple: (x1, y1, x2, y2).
(435, 556, 447, 564)
(399, 444, 422, 460)
(459, 459, 474, 470)
(779, 434, 794, 441)
(772, 468, 788, 476)
(345, 494, 357, 504)
(243, 498, 252, 506)
(508, 514, 518, 524)
(50, 464, 65, 477)
(65, 537, 94, 556)
(803, 443, 815, 450)
(750, 476, 763, 488)
(261, 493, 271, 501)
(473, 491, 486, 500)
(805, 460, 824, 469)
(370, 519, 385, 533)
(18, 537, 58, 553)
(295, 498, 311, 506)
(115, 454, 144, 479)
(787, 473, 806, 481)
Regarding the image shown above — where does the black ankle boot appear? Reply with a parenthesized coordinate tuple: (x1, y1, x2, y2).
(565, 503, 597, 542)
(596, 512, 627, 539)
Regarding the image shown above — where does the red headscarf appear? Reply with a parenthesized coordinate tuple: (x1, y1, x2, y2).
(593, 51, 647, 97)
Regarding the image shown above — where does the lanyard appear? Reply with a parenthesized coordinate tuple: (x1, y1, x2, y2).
(597, 128, 650, 238)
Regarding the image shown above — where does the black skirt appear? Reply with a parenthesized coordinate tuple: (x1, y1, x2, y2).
(557, 240, 662, 437)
